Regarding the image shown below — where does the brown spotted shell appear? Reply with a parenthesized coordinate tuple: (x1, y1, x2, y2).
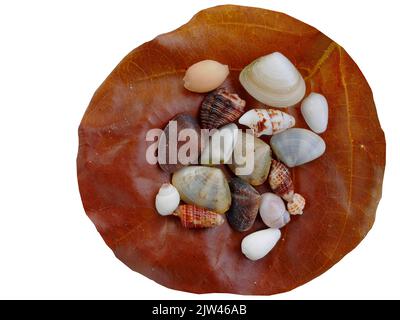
(268, 159, 294, 202)
(173, 204, 225, 229)
(287, 193, 306, 215)
(227, 177, 261, 232)
(200, 88, 246, 129)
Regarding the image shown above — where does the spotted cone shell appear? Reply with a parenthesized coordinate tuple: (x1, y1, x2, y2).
(200, 88, 246, 129)
(173, 204, 224, 229)
(268, 159, 294, 202)
(287, 193, 306, 215)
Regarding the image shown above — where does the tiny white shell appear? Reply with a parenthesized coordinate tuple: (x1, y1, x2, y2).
(301, 93, 329, 133)
(259, 193, 290, 228)
(155, 183, 180, 216)
(239, 52, 306, 107)
(183, 60, 229, 93)
(241, 228, 281, 261)
(200, 123, 238, 165)
(239, 108, 295, 137)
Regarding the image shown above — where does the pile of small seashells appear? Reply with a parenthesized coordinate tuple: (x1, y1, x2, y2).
(154, 52, 328, 261)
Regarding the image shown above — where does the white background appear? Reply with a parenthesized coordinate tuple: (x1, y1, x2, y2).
(0, 0, 399, 299)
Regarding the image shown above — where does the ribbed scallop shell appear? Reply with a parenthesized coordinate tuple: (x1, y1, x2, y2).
(174, 204, 224, 228)
(226, 177, 261, 232)
(200, 88, 246, 129)
(287, 193, 306, 215)
(238, 108, 295, 137)
(172, 166, 231, 214)
(268, 159, 294, 202)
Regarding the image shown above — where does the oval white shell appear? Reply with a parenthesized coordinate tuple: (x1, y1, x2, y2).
(200, 123, 238, 165)
(301, 93, 329, 133)
(183, 60, 229, 93)
(270, 128, 326, 167)
(241, 229, 281, 261)
(239, 108, 295, 137)
(239, 52, 306, 107)
(259, 193, 290, 228)
(155, 183, 180, 216)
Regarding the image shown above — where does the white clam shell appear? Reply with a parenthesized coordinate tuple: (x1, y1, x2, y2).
(239, 52, 306, 107)
(270, 128, 326, 167)
(259, 193, 290, 228)
(200, 123, 238, 165)
(239, 108, 295, 136)
(155, 183, 180, 216)
(301, 93, 329, 133)
(241, 229, 281, 261)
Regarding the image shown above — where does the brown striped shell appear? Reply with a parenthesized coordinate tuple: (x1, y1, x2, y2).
(287, 193, 306, 215)
(268, 159, 294, 202)
(199, 88, 246, 129)
(173, 204, 224, 229)
(227, 177, 261, 232)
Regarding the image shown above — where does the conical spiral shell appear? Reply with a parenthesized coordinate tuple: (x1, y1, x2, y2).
(200, 88, 246, 129)
(173, 204, 224, 228)
(287, 193, 306, 215)
(268, 159, 294, 202)
(227, 177, 261, 232)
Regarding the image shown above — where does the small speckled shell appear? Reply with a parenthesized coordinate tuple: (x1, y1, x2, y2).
(268, 159, 294, 202)
(238, 108, 295, 137)
(227, 177, 261, 232)
(287, 193, 306, 215)
(200, 88, 246, 129)
(174, 204, 225, 228)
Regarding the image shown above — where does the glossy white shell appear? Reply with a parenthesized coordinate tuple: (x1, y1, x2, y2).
(239, 108, 295, 136)
(155, 183, 180, 216)
(241, 229, 281, 261)
(200, 123, 238, 165)
(259, 193, 290, 228)
(301, 93, 329, 133)
(239, 52, 306, 107)
(270, 128, 326, 167)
